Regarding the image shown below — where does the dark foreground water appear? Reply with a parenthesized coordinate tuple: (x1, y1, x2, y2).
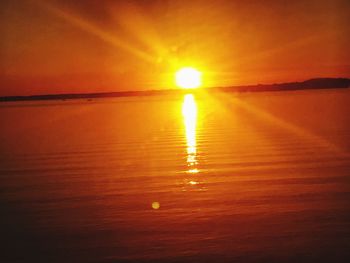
(1, 89, 350, 263)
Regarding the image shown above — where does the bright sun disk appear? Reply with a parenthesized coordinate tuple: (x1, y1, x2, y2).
(175, 67, 202, 89)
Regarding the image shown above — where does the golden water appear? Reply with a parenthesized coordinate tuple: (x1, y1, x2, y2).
(0, 89, 349, 262)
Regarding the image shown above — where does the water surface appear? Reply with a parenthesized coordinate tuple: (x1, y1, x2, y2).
(1, 89, 349, 262)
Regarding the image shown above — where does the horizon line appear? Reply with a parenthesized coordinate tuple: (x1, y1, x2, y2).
(1, 77, 349, 102)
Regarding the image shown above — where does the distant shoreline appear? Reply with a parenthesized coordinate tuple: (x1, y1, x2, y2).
(1, 78, 349, 102)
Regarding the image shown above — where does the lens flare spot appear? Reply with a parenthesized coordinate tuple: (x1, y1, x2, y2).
(152, 202, 160, 209)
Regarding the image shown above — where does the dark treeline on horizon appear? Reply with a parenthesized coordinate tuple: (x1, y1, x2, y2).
(1, 78, 349, 102)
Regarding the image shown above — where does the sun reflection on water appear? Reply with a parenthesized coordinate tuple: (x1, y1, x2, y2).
(182, 94, 199, 175)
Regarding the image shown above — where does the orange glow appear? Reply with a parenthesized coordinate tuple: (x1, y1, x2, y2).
(182, 94, 199, 174)
(1, 1, 348, 96)
(176, 67, 202, 89)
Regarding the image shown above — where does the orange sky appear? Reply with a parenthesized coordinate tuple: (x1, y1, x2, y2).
(1, 0, 349, 96)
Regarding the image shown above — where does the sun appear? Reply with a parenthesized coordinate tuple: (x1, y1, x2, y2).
(175, 67, 202, 89)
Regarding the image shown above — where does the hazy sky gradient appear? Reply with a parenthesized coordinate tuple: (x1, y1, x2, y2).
(1, 0, 349, 95)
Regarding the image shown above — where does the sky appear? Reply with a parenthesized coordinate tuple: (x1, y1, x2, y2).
(0, 0, 349, 96)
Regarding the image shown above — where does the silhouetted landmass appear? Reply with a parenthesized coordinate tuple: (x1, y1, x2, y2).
(1, 78, 349, 102)
(213, 78, 350, 93)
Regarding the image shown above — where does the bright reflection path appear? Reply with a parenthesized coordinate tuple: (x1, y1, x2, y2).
(182, 94, 199, 174)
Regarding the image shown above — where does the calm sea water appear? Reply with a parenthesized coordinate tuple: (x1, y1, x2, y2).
(1, 89, 350, 262)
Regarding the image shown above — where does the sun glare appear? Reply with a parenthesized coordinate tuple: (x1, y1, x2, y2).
(182, 94, 199, 174)
(176, 67, 202, 89)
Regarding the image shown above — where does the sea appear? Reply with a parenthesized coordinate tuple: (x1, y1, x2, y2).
(0, 88, 349, 262)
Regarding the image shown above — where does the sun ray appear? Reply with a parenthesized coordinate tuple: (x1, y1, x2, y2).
(211, 92, 349, 158)
(35, 0, 155, 63)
